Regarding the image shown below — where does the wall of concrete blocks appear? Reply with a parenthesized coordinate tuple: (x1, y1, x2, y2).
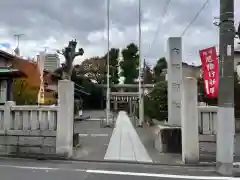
(0, 130, 56, 155)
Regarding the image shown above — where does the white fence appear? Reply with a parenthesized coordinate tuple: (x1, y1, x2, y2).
(0, 103, 57, 131)
(198, 106, 217, 135)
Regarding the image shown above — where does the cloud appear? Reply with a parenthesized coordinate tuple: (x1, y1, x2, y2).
(0, 0, 239, 66)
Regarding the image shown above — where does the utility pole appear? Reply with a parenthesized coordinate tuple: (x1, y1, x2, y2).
(217, 0, 235, 176)
(138, 0, 144, 127)
(106, 0, 111, 127)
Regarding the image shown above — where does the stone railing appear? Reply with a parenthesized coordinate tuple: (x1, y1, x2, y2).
(0, 103, 58, 131)
(0, 80, 74, 158)
(0, 102, 58, 156)
(198, 106, 217, 135)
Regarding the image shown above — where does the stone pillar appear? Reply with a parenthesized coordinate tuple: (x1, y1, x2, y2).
(216, 108, 235, 175)
(167, 37, 182, 126)
(114, 102, 118, 112)
(129, 99, 132, 115)
(4, 101, 15, 130)
(181, 77, 199, 164)
(138, 94, 144, 126)
(56, 80, 74, 157)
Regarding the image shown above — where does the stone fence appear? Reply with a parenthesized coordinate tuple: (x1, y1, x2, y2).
(0, 80, 74, 158)
(198, 106, 217, 135)
(198, 106, 240, 135)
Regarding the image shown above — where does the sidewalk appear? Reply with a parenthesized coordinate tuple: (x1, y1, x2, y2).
(104, 111, 152, 162)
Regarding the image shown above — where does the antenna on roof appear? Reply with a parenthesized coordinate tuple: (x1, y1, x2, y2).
(13, 33, 24, 56)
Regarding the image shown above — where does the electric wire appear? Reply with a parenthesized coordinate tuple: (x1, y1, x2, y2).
(145, 0, 171, 57)
(181, 0, 210, 37)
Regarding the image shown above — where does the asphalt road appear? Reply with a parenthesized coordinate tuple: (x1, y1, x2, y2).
(0, 157, 234, 180)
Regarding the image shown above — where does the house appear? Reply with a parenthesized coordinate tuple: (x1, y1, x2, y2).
(0, 50, 61, 105)
(0, 50, 26, 104)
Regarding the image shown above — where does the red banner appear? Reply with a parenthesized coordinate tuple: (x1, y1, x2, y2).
(199, 46, 219, 98)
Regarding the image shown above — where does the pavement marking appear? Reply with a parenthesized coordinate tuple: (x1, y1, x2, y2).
(88, 118, 102, 121)
(90, 134, 108, 137)
(104, 111, 152, 162)
(0, 164, 236, 179)
(78, 134, 109, 137)
(0, 164, 64, 171)
(86, 169, 235, 179)
(0, 164, 85, 172)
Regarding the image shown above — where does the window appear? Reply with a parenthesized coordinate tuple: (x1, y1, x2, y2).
(0, 80, 6, 103)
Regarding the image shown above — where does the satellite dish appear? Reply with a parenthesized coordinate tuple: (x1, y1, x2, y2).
(14, 47, 20, 56)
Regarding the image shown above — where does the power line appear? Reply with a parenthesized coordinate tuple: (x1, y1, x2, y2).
(181, 0, 209, 37)
(145, 0, 171, 57)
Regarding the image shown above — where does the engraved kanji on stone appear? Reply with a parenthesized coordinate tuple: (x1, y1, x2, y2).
(172, 82, 180, 92)
(172, 64, 180, 69)
(172, 101, 181, 108)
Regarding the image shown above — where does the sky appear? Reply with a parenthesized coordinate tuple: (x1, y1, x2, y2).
(0, 0, 240, 66)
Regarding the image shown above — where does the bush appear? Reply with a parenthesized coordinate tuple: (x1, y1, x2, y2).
(144, 81, 168, 121)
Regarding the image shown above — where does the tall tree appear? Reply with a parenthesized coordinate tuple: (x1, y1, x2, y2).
(102, 48, 120, 84)
(77, 57, 106, 84)
(120, 43, 139, 84)
(153, 57, 167, 82)
(57, 39, 84, 80)
(55, 66, 104, 109)
(144, 81, 168, 121)
(76, 48, 120, 84)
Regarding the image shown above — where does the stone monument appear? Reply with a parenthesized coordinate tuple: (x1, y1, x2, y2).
(167, 37, 182, 126)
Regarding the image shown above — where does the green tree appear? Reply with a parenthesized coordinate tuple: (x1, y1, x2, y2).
(102, 48, 120, 84)
(120, 43, 139, 84)
(144, 81, 168, 121)
(76, 57, 106, 84)
(13, 78, 38, 105)
(153, 57, 167, 82)
(76, 48, 120, 85)
(71, 67, 104, 109)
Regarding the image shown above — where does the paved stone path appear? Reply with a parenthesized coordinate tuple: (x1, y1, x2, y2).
(104, 111, 152, 162)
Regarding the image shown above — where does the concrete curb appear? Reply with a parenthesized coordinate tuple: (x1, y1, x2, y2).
(0, 155, 217, 168)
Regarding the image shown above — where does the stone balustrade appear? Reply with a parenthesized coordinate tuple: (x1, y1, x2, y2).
(0, 102, 58, 156)
(154, 105, 219, 154)
(0, 80, 74, 158)
(0, 104, 58, 131)
(198, 106, 217, 135)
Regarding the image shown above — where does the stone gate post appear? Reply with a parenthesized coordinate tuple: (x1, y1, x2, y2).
(56, 80, 74, 157)
(167, 37, 182, 126)
(181, 77, 199, 163)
